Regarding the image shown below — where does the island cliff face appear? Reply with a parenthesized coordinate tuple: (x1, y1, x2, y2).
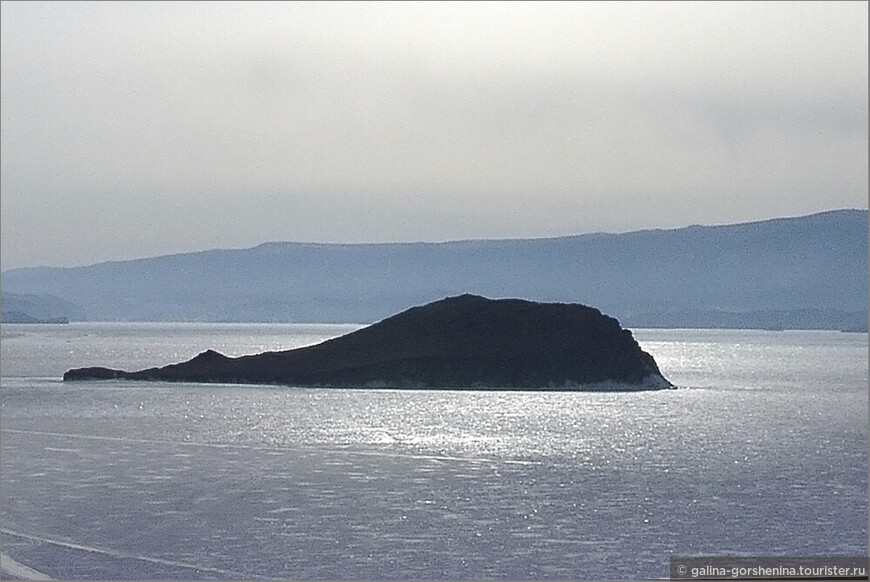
(64, 294, 672, 390)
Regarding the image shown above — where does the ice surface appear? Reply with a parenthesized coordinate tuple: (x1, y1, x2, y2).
(1, 325, 867, 579)
(1, 552, 54, 580)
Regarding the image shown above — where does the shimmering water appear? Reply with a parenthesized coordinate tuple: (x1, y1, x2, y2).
(1, 323, 867, 579)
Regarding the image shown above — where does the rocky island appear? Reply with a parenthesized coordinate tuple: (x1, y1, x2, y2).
(64, 294, 672, 390)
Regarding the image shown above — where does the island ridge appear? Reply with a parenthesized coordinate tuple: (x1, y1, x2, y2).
(64, 294, 672, 390)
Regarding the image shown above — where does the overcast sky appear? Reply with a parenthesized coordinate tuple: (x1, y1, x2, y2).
(1, 1, 867, 269)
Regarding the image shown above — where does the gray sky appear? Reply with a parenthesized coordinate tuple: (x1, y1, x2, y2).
(1, 1, 867, 269)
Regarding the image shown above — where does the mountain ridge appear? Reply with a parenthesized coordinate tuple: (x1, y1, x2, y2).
(3, 209, 866, 329)
(5, 208, 863, 273)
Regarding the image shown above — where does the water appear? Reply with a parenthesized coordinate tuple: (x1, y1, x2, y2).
(1, 323, 867, 579)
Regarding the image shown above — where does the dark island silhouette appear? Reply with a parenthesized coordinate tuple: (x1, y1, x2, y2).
(63, 294, 673, 390)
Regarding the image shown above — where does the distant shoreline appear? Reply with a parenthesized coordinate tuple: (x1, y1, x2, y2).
(1, 311, 69, 325)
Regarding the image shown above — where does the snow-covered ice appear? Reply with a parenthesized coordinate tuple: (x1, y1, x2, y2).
(1, 325, 867, 579)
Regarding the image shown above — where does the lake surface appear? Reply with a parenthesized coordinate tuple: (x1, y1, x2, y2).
(1, 323, 867, 579)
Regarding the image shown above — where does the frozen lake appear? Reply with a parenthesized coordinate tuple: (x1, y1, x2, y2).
(1, 323, 867, 579)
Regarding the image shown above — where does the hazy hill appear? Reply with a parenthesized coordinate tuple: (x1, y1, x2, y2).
(1, 290, 79, 323)
(2, 209, 867, 330)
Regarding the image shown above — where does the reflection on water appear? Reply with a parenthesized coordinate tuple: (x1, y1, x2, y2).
(1, 325, 867, 579)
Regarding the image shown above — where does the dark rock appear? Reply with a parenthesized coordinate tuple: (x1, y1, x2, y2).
(63, 295, 672, 390)
(63, 366, 127, 380)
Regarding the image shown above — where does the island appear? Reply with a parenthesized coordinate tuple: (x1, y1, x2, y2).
(63, 294, 673, 390)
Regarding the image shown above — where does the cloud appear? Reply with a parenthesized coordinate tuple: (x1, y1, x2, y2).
(1, 1, 867, 268)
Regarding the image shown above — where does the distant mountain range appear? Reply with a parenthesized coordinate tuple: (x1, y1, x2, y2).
(2, 209, 867, 330)
(0, 291, 75, 324)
